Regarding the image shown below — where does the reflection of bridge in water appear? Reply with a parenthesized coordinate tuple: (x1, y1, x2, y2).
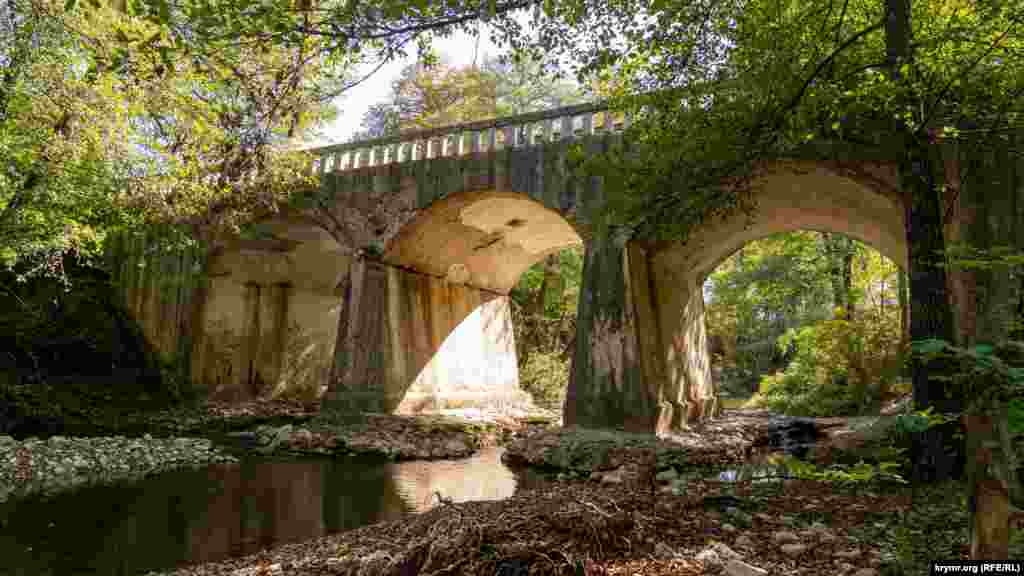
(0, 448, 537, 574)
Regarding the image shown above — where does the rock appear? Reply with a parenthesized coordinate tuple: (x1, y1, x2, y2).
(834, 549, 861, 560)
(600, 468, 625, 484)
(852, 570, 879, 576)
(695, 547, 722, 567)
(780, 543, 807, 557)
(722, 523, 737, 532)
(836, 562, 856, 574)
(819, 531, 838, 543)
(654, 541, 679, 560)
(710, 542, 742, 560)
(772, 530, 799, 544)
(724, 559, 769, 576)
(589, 471, 603, 482)
(734, 534, 756, 548)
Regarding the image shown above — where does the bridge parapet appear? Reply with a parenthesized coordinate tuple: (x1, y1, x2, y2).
(308, 102, 631, 175)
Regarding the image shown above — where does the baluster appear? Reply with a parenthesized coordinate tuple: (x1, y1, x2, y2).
(488, 127, 497, 151)
(620, 111, 631, 131)
(469, 130, 480, 154)
(541, 118, 552, 143)
(560, 116, 573, 140)
(581, 113, 593, 136)
(503, 125, 516, 149)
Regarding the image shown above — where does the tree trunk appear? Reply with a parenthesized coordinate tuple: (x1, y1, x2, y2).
(898, 269, 910, 344)
(823, 233, 852, 315)
(886, 0, 961, 483)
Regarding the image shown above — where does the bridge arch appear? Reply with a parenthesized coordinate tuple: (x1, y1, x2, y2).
(330, 189, 584, 413)
(567, 159, 907, 431)
(382, 190, 583, 293)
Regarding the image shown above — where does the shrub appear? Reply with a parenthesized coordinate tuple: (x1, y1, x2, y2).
(519, 350, 569, 410)
(757, 306, 905, 416)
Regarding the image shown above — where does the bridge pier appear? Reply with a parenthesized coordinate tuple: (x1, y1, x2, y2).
(567, 235, 717, 434)
(325, 257, 522, 413)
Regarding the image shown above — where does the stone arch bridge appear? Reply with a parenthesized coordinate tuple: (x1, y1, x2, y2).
(111, 102, 909, 433)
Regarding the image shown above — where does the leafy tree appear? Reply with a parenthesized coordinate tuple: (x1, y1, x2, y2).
(352, 50, 586, 140)
(1, 0, 348, 281)
(351, 53, 502, 139)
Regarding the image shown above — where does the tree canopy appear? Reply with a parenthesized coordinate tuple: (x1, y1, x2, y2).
(1, 0, 349, 279)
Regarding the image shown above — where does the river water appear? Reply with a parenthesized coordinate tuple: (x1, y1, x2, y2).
(0, 447, 544, 576)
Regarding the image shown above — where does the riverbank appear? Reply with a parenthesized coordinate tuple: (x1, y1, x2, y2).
(0, 434, 237, 503)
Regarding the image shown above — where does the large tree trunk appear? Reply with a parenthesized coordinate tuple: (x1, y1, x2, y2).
(886, 0, 961, 483)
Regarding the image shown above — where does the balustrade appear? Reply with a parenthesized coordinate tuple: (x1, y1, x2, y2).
(310, 103, 632, 176)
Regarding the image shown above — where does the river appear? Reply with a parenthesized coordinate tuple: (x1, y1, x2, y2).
(0, 447, 544, 576)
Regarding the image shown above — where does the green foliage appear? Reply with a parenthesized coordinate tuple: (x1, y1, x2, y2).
(775, 453, 907, 484)
(526, 0, 1024, 246)
(352, 51, 585, 140)
(510, 248, 584, 410)
(910, 339, 1024, 413)
(707, 231, 904, 405)
(755, 303, 905, 416)
(518, 350, 570, 410)
(2, 0, 344, 280)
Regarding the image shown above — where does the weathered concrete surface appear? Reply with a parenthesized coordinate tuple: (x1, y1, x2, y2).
(327, 258, 522, 414)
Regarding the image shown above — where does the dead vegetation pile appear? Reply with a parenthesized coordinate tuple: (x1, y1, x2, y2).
(159, 472, 927, 576)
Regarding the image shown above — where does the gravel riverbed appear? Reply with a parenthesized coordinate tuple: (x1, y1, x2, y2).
(0, 434, 238, 503)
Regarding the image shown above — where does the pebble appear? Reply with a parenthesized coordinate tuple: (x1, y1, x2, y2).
(834, 548, 861, 560)
(772, 530, 800, 544)
(0, 435, 237, 503)
(780, 543, 808, 556)
(734, 534, 756, 548)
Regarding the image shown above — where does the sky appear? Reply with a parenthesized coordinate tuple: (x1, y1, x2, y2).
(322, 30, 502, 144)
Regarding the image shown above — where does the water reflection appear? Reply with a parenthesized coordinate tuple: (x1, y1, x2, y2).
(0, 448, 540, 576)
